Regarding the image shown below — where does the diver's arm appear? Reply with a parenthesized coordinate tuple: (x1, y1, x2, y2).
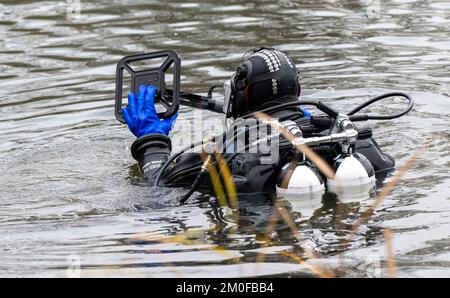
(122, 85, 178, 183)
(131, 134, 172, 181)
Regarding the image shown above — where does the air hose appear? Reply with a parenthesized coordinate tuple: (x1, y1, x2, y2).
(348, 92, 414, 120)
(312, 92, 414, 124)
(178, 154, 214, 204)
(154, 137, 215, 187)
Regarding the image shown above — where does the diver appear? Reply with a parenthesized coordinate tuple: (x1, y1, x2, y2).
(121, 48, 396, 201)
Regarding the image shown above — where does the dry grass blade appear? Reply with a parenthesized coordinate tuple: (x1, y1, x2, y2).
(162, 262, 185, 278)
(275, 200, 316, 260)
(132, 229, 206, 244)
(253, 112, 335, 179)
(350, 139, 431, 238)
(215, 152, 239, 210)
(275, 200, 335, 277)
(253, 208, 279, 276)
(127, 231, 212, 279)
(384, 227, 397, 278)
(278, 251, 334, 278)
(250, 112, 336, 277)
(252, 199, 334, 278)
(199, 151, 228, 207)
(131, 229, 241, 270)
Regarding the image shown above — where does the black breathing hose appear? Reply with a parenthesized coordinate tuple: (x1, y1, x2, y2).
(154, 137, 215, 187)
(178, 155, 214, 204)
(348, 92, 414, 120)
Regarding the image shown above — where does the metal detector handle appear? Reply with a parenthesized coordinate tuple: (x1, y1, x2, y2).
(115, 50, 181, 123)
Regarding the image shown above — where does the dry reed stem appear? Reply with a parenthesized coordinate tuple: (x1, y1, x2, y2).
(275, 200, 335, 277)
(279, 251, 334, 278)
(215, 152, 239, 210)
(349, 140, 430, 239)
(253, 112, 335, 179)
(384, 227, 397, 278)
(252, 208, 279, 276)
(198, 151, 228, 207)
(251, 112, 337, 277)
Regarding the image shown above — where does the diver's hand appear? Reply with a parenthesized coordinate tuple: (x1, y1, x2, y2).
(122, 85, 178, 137)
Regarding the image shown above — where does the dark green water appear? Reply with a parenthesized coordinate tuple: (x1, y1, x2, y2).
(0, 0, 449, 277)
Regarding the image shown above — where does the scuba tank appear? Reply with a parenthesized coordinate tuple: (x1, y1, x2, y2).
(277, 161, 325, 197)
(327, 153, 375, 195)
(276, 115, 377, 199)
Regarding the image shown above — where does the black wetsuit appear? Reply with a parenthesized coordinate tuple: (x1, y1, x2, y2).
(130, 108, 395, 199)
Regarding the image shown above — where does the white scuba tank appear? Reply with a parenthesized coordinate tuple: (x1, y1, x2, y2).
(326, 153, 376, 197)
(277, 162, 325, 195)
(276, 162, 325, 216)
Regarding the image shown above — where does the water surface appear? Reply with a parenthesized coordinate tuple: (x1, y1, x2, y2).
(0, 0, 449, 277)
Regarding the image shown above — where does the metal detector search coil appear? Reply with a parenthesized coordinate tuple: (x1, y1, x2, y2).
(115, 50, 181, 123)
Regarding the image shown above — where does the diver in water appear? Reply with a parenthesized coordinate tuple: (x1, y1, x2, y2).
(121, 48, 395, 201)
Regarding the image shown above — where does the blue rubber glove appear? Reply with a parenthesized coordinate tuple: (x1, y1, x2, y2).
(122, 85, 178, 138)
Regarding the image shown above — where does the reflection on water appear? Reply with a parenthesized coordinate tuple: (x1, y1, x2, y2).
(0, 0, 449, 277)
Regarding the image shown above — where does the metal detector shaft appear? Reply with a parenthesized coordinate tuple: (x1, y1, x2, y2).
(165, 89, 225, 113)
